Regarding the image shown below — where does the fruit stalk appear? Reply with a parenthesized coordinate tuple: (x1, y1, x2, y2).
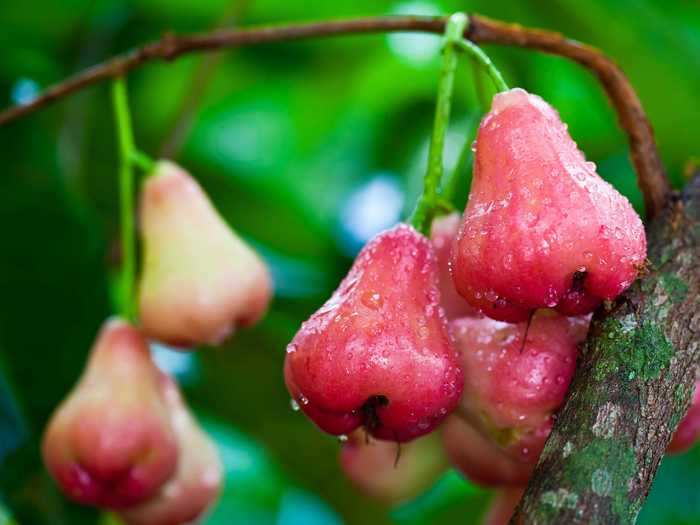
(409, 13, 467, 235)
(112, 77, 138, 322)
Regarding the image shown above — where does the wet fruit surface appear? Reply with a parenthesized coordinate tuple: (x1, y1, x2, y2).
(452, 88, 646, 322)
(285, 224, 463, 442)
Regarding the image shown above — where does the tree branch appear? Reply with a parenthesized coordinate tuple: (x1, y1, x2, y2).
(0, 14, 669, 217)
(512, 170, 700, 524)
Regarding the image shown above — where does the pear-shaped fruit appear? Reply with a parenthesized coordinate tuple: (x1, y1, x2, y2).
(668, 379, 700, 454)
(452, 88, 646, 322)
(42, 318, 178, 509)
(482, 487, 525, 525)
(442, 415, 544, 487)
(120, 374, 222, 525)
(138, 160, 271, 347)
(339, 430, 447, 504)
(452, 311, 587, 435)
(285, 224, 463, 442)
(430, 212, 480, 319)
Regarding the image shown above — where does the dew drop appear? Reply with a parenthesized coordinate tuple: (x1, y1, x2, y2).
(338, 434, 348, 443)
(290, 399, 300, 412)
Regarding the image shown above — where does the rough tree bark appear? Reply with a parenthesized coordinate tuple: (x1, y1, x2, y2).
(512, 172, 700, 524)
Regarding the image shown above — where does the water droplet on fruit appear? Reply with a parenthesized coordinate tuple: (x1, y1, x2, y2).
(338, 434, 348, 443)
(503, 254, 513, 270)
(286, 343, 297, 354)
(290, 399, 300, 411)
(361, 290, 383, 310)
(299, 395, 310, 406)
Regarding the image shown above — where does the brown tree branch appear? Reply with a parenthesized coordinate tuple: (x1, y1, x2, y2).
(512, 171, 700, 524)
(0, 14, 669, 217)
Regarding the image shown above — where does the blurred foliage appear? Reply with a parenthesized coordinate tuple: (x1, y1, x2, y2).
(0, 0, 699, 524)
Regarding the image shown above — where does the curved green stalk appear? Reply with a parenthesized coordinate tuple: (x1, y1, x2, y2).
(111, 77, 138, 322)
(471, 59, 490, 113)
(439, 113, 479, 204)
(457, 39, 509, 93)
(409, 13, 468, 235)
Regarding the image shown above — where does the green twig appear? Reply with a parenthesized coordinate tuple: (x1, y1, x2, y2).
(439, 114, 479, 204)
(409, 13, 468, 235)
(111, 77, 137, 323)
(131, 150, 156, 173)
(471, 59, 490, 113)
(456, 39, 509, 93)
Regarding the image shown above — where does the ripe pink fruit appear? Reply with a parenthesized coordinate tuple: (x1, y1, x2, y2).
(481, 487, 525, 525)
(120, 374, 222, 525)
(284, 224, 463, 442)
(668, 379, 700, 454)
(42, 319, 177, 509)
(138, 160, 271, 347)
(452, 311, 587, 433)
(339, 430, 447, 504)
(430, 212, 481, 319)
(452, 88, 646, 322)
(443, 311, 588, 485)
(442, 415, 544, 487)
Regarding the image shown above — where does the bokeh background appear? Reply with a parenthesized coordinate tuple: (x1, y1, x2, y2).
(1, 1, 699, 524)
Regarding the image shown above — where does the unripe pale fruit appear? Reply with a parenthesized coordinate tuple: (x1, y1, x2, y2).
(285, 224, 463, 442)
(481, 487, 525, 525)
(668, 378, 700, 454)
(138, 160, 271, 347)
(430, 212, 480, 319)
(339, 430, 447, 504)
(452, 311, 587, 433)
(120, 374, 222, 525)
(42, 319, 177, 509)
(442, 415, 543, 487)
(452, 88, 646, 322)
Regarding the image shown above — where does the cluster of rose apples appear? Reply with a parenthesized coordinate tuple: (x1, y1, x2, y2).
(284, 89, 700, 520)
(42, 162, 272, 524)
(41, 87, 700, 524)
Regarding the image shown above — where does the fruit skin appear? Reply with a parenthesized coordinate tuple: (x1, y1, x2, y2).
(452, 88, 646, 322)
(443, 311, 588, 485)
(430, 212, 480, 319)
(285, 224, 463, 442)
(442, 416, 539, 487)
(138, 160, 271, 347)
(120, 373, 222, 525)
(339, 430, 447, 504)
(668, 379, 700, 454)
(481, 487, 525, 525)
(452, 311, 587, 433)
(42, 318, 178, 509)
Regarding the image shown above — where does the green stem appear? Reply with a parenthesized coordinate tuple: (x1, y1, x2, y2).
(131, 149, 156, 173)
(409, 12, 468, 235)
(471, 59, 490, 113)
(439, 114, 479, 204)
(456, 39, 509, 93)
(112, 77, 137, 323)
